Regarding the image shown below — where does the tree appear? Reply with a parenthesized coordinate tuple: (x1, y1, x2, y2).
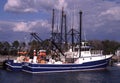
(102, 40, 120, 54)
(89, 40, 103, 50)
(11, 40, 20, 55)
(12, 40, 19, 49)
(19, 42, 26, 51)
(28, 40, 40, 55)
(0, 41, 11, 55)
(0, 42, 4, 55)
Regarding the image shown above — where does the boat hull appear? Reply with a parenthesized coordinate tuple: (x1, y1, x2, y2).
(5, 60, 22, 71)
(5, 56, 112, 73)
(22, 58, 110, 73)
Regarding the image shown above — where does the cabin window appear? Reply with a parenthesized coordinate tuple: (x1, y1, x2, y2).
(81, 48, 90, 51)
(74, 48, 78, 52)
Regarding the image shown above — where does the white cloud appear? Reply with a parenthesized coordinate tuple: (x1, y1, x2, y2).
(13, 22, 29, 32)
(4, 0, 38, 13)
(23, 8, 38, 13)
(4, 0, 67, 13)
(55, 0, 67, 10)
(6, 0, 20, 7)
(100, 6, 120, 20)
(14, 20, 51, 32)
(0, 20, 51, 32)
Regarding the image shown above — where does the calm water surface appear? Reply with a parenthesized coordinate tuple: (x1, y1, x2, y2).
(0, 66, 120, 83)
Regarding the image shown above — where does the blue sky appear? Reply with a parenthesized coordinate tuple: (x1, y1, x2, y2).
(0, 0, 120, 42)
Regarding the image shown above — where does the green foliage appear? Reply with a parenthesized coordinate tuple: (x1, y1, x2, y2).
(89, 40, 120, 55)
(0, 41, 11, 55)
(0, 39, 120, 56)
(89, 40, 103, 50)
(12, 40, 19, 49)
(102, 40, 120, 54)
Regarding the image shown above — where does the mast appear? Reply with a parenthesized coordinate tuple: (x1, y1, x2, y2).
(52, 9, 55, 41)
(60, 7, 64, 46)
(71, 28, 74, 51)
(79, 11, 82, 57)
(64, 14, 68, 51)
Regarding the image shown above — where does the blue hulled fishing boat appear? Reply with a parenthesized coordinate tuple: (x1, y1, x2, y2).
(5, 43, 113, 73)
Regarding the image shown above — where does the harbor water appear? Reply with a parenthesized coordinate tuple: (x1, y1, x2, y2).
(0, 66, 120, 83)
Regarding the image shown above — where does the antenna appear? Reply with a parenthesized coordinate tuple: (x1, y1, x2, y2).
(79, 11, 83, 57)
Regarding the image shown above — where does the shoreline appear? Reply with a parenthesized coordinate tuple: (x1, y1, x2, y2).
(0, 55, 18, 68)
(0, 55, 17, 62)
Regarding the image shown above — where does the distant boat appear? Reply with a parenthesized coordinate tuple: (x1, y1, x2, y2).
(114, 62, 120, 66)
(114, 48, 120, 66)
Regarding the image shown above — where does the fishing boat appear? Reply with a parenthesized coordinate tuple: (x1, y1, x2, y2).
(5, 45, 112, 73)
(21, 42, 112, 73)
(5, 10, 113, 73)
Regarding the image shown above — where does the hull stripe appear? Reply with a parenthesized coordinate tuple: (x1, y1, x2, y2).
(22, 68, 106, 74)
(6, 63, 22, 68)
(26, 62, 108, 69)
